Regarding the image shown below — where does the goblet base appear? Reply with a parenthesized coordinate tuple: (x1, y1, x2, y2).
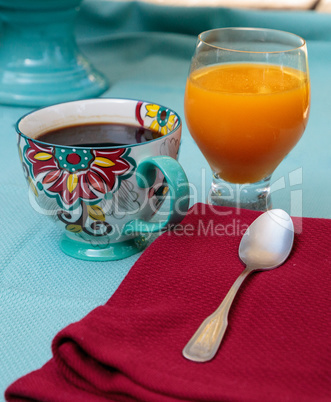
(0, 2, 109, 107)
(207, 172, 272, 211)
(60, 234, 147, 261)
(0, 67, 108, 107)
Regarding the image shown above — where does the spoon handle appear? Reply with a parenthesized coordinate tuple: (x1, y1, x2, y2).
(182, 266, 253, 362)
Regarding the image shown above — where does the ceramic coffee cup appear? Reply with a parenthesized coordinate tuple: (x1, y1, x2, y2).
(17, 98, 189, 261)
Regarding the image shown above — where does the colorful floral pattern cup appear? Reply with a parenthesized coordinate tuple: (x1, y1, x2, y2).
(17, 98, 189, 261)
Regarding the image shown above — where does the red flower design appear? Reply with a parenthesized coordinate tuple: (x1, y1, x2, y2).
(25, 140, 132, 207)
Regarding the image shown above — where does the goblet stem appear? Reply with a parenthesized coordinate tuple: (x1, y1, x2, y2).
(0, 1, 108, 106)
(207, 172, 272, 211)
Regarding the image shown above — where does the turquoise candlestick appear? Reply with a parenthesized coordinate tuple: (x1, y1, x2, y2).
(0, 0, 108, 106)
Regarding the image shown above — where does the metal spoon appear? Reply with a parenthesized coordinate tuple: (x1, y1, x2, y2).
(182, 209, 294, 363)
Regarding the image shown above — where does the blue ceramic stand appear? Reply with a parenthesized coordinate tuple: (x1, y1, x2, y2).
(0, 0, 108, 106)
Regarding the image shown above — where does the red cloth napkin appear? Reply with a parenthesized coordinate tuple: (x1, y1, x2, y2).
(5, 204, 331, 402)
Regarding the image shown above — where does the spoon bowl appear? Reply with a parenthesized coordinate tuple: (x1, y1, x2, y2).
(239, 209, 294, 270)
(183, 209, 294, 362)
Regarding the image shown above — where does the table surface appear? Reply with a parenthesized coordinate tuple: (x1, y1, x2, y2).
(1, 0, 331, 397)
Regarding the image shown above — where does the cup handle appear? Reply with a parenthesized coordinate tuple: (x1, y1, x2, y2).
(123, 156, 189, 234)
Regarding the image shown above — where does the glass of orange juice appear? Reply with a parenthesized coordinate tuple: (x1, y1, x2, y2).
(185, 28, 310, 210)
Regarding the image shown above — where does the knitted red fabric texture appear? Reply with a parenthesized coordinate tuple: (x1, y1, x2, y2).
(5, 204, 331, 401)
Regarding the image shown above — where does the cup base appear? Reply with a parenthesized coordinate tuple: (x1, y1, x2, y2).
(207, 172, 272, 211)
(60, 234, 147, 261)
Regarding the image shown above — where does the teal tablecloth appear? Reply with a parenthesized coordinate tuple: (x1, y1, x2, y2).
(1, 1, 331, 397)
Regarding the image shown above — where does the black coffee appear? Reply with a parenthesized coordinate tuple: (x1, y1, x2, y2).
(36, 123, 162, 147)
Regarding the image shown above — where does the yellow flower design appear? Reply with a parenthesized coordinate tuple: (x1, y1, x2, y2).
(146, 104, 176, 136)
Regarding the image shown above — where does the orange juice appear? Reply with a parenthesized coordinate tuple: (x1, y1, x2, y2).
(184, 63, 310, 183)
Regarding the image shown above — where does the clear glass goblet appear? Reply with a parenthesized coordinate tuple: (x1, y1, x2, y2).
(184, 28, 310, 210)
